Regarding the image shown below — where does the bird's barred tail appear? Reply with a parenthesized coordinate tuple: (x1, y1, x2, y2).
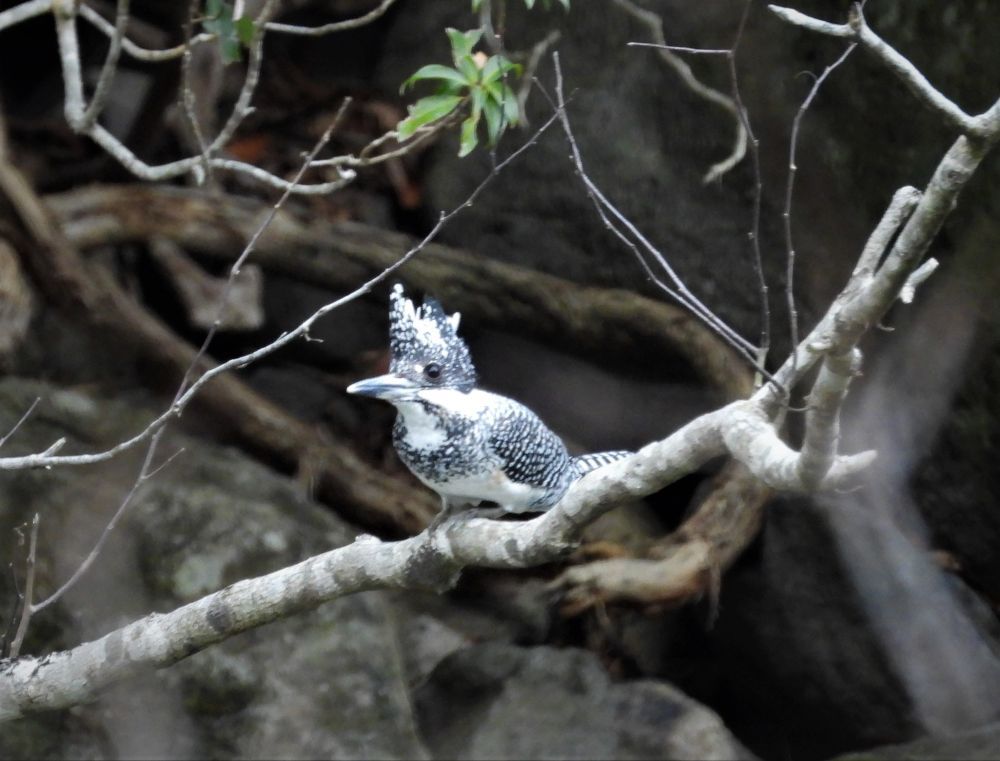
(572, 450, 632, 477)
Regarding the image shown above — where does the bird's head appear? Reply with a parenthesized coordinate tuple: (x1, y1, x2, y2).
(347, 284, 477, 402)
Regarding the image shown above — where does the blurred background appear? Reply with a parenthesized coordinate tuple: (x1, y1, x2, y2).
(0, 0, 999, 758)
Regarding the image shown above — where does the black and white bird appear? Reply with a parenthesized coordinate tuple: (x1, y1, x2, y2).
(347, 284, 630, 526)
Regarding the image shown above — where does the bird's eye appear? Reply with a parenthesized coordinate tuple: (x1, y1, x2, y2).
(423, 363, 442, 380)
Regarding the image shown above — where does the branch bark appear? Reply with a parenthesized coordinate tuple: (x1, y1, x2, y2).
(0, 405, 729, 721)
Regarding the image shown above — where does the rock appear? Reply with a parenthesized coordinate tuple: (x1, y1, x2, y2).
(415, 642, 754, 760)
(832, 721, 1000, 761)
(0, 377, 429, 759)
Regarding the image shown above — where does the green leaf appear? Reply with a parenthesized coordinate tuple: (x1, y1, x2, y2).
(458, 113, 480, 157)
(202, 0, 243, 64)
(471, 0, 484, 9)
(483, 98, 503, 146)
(456, 55, 479, 82)
(470, 86, 485, 121)
(501, 84, 520, 125)
(401, 63, 471, 93)
(397, 94, 463, 140)
(445, 27, 482, 67)
(480, 55, 521, 85)
(234, 16, 255, 46)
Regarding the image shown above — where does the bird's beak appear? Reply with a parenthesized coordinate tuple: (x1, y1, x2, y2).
(346, 373, 418, 400)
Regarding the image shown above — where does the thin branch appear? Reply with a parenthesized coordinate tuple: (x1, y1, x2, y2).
(768, 3, 982, 136)
(177, 98, 353, 399)
(612, 0, 747, 183)
(179, 0, 213, 184)
(763, 115, 999, 407)
(310, 113, 457, 170)
(205, 0, 279, 157)
(628, 43, 729, 56)
(0, 0, 49, 33)
(781, 41, 858, 392)
(29, 101, 354, 618)
(78, 3, 215, 62)
(266, 0, 398, 36)
(7, 514, 39, 659)
(0, 397, 41, 450)
(727, 0, 770, 381)
(53, 0, 86, 131)
(549, 54, 777, 386)
(32, 431, 165, 614)
(80, 0, 129, 130)
(0, 111, 560, 473)
(513, 30, 561, 126)
(51, 0, 355, 194)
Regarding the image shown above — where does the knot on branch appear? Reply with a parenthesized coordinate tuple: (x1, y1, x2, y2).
(401, 537, 462, 593)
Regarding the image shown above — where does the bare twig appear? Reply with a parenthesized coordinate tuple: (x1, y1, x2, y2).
(628, 43, 730, 56)
(78, 3, 215, 62)
(727, 0, 770, 381)
(179, 98, 354, 399)
(0, 111, 561, 473)
(516, 30, 561, 126)
(781, 42, 858, 390)
(310, 114, 457, 170)
(49, 0, 357, 193)
(0, 397, 41, 450)
(266, 0, 398, 36)
(7, 514, 39, 659)
(31, 432, 167, 614)
(80, 0, 130, 130)
(768, 3, 982, 136)
(549, 54, 779, 386)
(205, 0, 279, 157)
(179, 0, 213, 184)
(612, 0, 746, 183)
(25, 101, 354, 619)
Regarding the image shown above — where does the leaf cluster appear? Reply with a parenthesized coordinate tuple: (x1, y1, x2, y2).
(202, 0, 256, 64)
(399, 28, 522, 157)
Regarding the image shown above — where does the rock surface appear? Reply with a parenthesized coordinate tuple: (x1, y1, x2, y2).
(0, 377, 747, 760)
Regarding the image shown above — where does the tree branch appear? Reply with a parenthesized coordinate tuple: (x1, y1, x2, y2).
(0, 0, 49, 33)
(768, 3, 983, 136)
(265, 0, 398, 36)
(0, 404, 729, 721)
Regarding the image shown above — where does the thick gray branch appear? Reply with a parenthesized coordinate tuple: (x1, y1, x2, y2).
(0, 407, 729, 721)
(724, 405, 876, 491)
(0, 0, 49, 32)
(797, 349, 861, 489)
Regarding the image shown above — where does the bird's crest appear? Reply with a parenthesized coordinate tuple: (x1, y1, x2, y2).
(388, 284, 476, 391)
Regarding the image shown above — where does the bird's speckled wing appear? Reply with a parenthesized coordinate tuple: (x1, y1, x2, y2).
(485, 397, 573, 498)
